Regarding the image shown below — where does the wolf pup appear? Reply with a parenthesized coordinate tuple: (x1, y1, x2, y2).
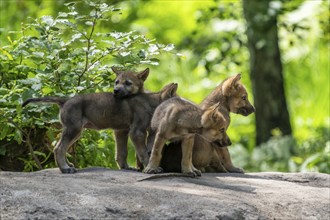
(160, 116, 231, 173)
(199, 73, 255, 172)
(162, 74, 255, 173)
(143, 97, 228, 177)
(23, 67, 177, 173)
(113, 83, 177, 170)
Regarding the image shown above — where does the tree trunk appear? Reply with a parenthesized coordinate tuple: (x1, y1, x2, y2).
(242, 0, 292, 145)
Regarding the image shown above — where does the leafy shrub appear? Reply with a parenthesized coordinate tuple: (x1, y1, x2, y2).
(0, 1, 176, 171)
(231, 130, 330, 173)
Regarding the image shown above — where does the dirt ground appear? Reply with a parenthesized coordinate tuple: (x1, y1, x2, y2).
(1, 168, 329, 219)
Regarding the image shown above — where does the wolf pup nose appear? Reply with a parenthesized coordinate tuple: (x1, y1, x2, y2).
(217, 134, 232, 147)
(251, 105, 256, 113)
(113, 87, 123, 97)
(223, 137, 232, 146)
(238, 105, 255, 116)
(227, 138, 232, 146)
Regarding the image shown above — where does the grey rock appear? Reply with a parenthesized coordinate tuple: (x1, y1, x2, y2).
(0, 168, 329, 219)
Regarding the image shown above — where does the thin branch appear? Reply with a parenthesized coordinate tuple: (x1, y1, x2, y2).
(25, 129, 43, 170)
(7, 118, 43, 170)
(78, 15, 98, 87)
(80, 78, 105, 92)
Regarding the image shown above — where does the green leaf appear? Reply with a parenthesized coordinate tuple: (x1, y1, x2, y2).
(42, 87, 53, 95)
(72, 33, 83, 41)
(31, 84, 42, 91)
(41, 16, 54, 26)
(0, 88, 8, 95)
(32, 51, 45, 58)
(14, 129, 23, 144)
(35, 27, 46, 34)
(85, 21, 94, 26)
(64, 2, 75, 7)
(0, 125, 10, 140)
(33, 151, 46, 158)
(163, 44, 175, 51)
(50, 26, 60, 31)
(0, 48, 13, 60)
(58, 12, 68, 18)
(291, 156, 303, 164)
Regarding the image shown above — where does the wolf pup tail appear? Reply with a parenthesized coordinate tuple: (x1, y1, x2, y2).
(22, 97, 68, 107)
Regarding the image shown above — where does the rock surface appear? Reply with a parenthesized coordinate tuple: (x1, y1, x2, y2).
(1, 168, 329, 219)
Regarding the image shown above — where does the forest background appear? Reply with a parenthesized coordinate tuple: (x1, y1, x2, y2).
(0, 0, 329, 173)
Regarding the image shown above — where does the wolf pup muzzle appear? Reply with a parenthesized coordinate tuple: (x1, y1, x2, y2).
(213, 138, 232, 148)
(114, 87, 130, 98)
(237, 105, 255, 116)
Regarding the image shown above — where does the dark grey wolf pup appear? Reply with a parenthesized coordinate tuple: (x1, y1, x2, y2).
(23, 68, 177, 173)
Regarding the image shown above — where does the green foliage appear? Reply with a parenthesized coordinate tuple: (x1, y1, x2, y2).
(74, 130, 117, 169)
(0, 1, 176, 171)
(142, 0, 329, 173)
(228, 0, 329, 174)
(231, 129, 329, 173)
(179, 1, 248, 76)
(0, 0, 328, 173)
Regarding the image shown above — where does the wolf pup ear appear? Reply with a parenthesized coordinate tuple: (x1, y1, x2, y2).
(231, 73, 241, 88)
(169, 83, 178, 97)
(111, 66, 121, 76)
(222, 73, 241, 95)
(161, 83, 178, 100)
(211, 110, 225, 124)
(210, 102, 221, 112)
(137, 68, 150, 81)
(204, 103, 220, 122)
(210, 102, 221, 120)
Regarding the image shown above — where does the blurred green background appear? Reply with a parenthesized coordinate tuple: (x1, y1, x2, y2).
(0, 0, 329, 173)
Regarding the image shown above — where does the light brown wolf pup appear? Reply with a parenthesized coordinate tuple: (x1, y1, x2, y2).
(23, 67, 177, 173)
(143, 97, 229, 177)
(161, 74, 255, 173)
(160, 118, 231, 173)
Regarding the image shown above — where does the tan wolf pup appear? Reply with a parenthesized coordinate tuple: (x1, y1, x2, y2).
(143, 97, 229, 177)
(160, 118, 231, 173)
(161, 74, 255, 173)
(22, 67, 177, 173)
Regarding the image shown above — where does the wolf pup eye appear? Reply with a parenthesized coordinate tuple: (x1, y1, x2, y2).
(242, 95, 247, 100)
(115, 80, 119, 85)
(125, 80, 132, 86)
(220, 128, 225, 133)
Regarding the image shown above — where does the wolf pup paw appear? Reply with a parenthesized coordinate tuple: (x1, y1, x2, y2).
(227, 166, 244, 173)
(183, 168, 202, 177)
(143, 166, 164, 174)
(193, 169, 202, 177)
(60, 167, 77, 174)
